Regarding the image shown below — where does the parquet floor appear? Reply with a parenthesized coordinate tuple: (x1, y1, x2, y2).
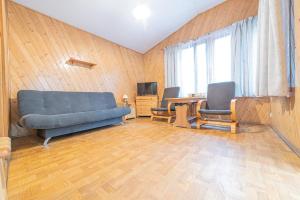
(8, 119, 300, 200)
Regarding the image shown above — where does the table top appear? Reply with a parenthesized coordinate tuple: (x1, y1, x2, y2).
(165, 97, 204, 103)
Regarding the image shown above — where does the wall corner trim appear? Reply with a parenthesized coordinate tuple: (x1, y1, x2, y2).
(271, 127, 300, 158)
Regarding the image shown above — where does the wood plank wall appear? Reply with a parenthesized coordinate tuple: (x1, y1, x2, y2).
(0, 0, 9, 138)
(8, 1, 145, 137)
(8, 0, 273, 137)
(0, 1, 10, 199)
(143, 0, 270, 125)
(270, 0, 300, 153)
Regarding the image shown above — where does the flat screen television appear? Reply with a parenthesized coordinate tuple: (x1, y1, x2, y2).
(137, 82, 157, 96)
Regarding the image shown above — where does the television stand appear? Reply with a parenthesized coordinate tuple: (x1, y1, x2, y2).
(136, 95, 158, 117)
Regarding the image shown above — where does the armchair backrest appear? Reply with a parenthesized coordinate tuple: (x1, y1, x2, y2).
(207, 82, 235, 110)
(161, 87, 180, 108)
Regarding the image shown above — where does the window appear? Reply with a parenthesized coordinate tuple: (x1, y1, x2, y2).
(178, 47, 195, 96)
(165, 16, 258, 97)
(178, 35, 232, 96)
(196, 43, 207, 94)
(213, 35, 232, 83)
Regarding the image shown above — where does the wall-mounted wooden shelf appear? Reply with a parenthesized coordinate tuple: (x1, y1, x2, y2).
(66, 58, 96, 68)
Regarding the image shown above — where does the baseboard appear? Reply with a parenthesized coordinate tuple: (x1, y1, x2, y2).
(271, 127, 300, 157)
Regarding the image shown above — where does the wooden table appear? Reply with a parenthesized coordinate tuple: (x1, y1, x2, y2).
(166, 97, 203, 128)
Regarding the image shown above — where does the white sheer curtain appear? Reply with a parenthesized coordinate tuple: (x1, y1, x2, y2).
(165, 0, 294, 97)
(256, 0, 289, 96)
(231, 17, 258, 96)
(165, 17, 258, 97)
(164, 42, 194, 96)
(164, 45, 181, 88)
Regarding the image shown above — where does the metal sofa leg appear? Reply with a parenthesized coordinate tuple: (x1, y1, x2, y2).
(43, 137, 52, 147)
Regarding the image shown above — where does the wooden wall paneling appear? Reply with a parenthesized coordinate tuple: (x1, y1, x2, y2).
(0, 1, 10, 199)
(270, 0, 300, 152)
(8, 0, 273, 139)
(270, 94, 300, 150)
(0, 0, 9, 137)
(237, 97, 270, 125)
(8, 1, 145, 137)
(143, 0, 270, 124)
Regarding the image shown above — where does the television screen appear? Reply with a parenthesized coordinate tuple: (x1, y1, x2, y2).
(137, 82, 157, 96)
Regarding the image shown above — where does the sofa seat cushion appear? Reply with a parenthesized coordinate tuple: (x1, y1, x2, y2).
(20, 107, 130, 129)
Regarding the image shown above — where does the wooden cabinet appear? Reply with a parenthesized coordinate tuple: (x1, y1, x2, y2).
(136, 96, 158, 117)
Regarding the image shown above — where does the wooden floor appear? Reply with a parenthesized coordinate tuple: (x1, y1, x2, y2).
(8, 119, 300, 200)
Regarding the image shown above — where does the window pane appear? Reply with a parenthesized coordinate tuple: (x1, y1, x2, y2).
(180, 47, 195, 96)
(213, 35, 231, 83)
(196, 43, 207, 94)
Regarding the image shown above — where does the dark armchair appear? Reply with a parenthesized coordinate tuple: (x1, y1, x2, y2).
(151, 87, 180, 123)
(197, 82, 238, 133)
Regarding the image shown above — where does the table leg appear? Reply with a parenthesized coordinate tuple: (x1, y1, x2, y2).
(174, 104, 190, 128)
(174, 103, 198, 128)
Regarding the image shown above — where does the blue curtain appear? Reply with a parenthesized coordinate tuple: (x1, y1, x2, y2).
(282, 0, 295, 88)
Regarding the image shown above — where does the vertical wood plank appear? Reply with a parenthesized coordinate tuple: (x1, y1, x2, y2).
(0, 0, 9, 137)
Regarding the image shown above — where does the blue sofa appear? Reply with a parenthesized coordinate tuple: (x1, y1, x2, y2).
(18, 90, 130, 146)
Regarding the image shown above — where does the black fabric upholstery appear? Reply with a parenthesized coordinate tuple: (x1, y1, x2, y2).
(18, 90, 117, 116)
(151, 107, 176, 112)
(207, 82, 235, 110)
(199, 109, 231, 115)
(160, 87, 180, 108)
(17, 90, 130, 144)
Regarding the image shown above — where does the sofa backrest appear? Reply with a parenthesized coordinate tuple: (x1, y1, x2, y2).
(18, 90, 117, 116)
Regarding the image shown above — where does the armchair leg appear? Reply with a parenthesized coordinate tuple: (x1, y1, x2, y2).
(197, 120, 200, 129)
(197, 119, 205, 129)
(230, 123, 237, 134)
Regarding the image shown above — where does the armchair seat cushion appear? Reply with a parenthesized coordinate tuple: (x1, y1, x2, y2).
(151, 107, 176, 112)
(199, 109, 231, 115)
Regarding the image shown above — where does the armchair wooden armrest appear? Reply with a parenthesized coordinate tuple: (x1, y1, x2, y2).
(167, 102, 176, 115)
(196, 99, 207, 118)
(230, 99, 238, 122)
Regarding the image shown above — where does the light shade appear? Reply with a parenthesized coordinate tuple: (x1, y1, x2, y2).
(133, 5, 151, 21)
(123, 94, 128, 99)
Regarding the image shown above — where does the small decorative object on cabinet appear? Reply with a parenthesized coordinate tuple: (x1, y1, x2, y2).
(136, 96, 158, 117)
(122, 94, 129, 106)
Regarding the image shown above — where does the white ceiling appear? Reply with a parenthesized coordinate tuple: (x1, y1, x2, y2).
(14, 0, 225, 53)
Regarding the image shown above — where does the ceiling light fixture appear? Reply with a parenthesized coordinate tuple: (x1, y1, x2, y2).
(133, 4, 151, 22)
